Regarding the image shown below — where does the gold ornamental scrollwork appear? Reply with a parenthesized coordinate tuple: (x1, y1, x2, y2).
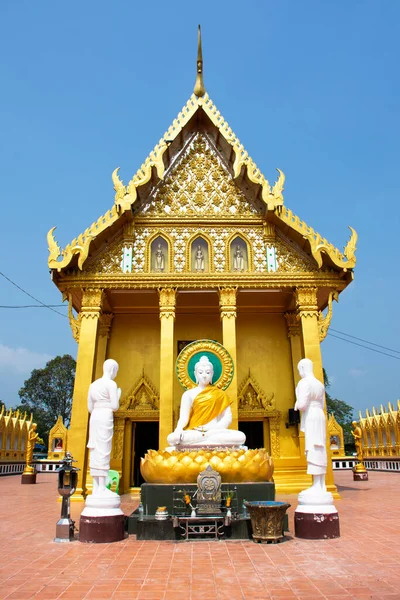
(113, 418, 125, 460)
(176, 339, 234, 391)
(119, 371, 160, 419)
(62, 292, 80, 343)
(318, 291, 338, 342)
(219, 287, 237, 320)
(81, 288, 104, 320)
(158, 287, 176, 319)
(284, 312, 300, 338)
(268, 416, 281, 459)
(98, 313, 113, 339)
(295, 287, 318, 318)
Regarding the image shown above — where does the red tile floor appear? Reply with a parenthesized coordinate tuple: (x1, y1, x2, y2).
(0, 471, 399, 600)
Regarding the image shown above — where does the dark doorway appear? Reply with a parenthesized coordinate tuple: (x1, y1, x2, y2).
(239, 421, 264, 449)
(132, 422, 159, 487)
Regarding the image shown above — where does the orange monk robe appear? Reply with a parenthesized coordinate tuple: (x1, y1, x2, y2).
(185, 385, 232, 430)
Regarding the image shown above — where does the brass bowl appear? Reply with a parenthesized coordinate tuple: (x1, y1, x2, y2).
(140, 448, 274, 483)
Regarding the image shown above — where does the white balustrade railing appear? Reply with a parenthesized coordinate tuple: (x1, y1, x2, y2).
(332, 457, 400, 472)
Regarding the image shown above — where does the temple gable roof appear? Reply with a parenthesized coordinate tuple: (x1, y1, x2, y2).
(47, 92, 357, 275)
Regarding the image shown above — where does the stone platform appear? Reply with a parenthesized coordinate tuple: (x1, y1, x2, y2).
(126, 481, 276, 539)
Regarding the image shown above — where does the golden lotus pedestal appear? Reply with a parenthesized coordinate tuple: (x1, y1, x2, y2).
(140, 447, 274, 484)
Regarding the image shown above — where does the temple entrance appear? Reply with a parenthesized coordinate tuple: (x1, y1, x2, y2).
(131, 421, 159, 487)
(239, 421, 264, 449)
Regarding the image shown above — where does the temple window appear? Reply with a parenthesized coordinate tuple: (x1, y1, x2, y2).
(191, 237, 209, 272)
(266, 246, 277, 272)
(121, 246, 133, 273)
(151, 237, 168, 273)
(230, 237, 248, 272)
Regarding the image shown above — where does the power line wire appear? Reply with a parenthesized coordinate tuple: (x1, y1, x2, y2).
(330, 328, 400, 355)
(0, 305, 66, 309)
(327, 333, 400, 360)
(0, 271, 67, 318)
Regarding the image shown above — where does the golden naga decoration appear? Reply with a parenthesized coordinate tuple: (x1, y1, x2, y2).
(62, 292, 80, 343)
(318, 290, 339, 341)
(47, 226, 91, 272)
(232, 141, 285, 213)
(194, 25, 206, 98)
(303, 225, 358, 271)
(140, 448, 274, 484)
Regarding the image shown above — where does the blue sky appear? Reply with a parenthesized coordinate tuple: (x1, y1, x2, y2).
(0, 1, 399, 417)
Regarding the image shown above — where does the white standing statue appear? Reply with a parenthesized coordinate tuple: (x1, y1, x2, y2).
(233, 245, 244, 271)
(294, 358, 327, 496)
(155, 243, 165, 272)
(167, 356, 245, 449)
(87, 359, 121, 497)
(194, 245, 205, 271)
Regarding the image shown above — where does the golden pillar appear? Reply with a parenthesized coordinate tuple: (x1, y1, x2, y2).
(158, 288, 176, 449)
(285, 311, 306, 464)
(68, 288, 103, 500)
(295, 287, 337, 495)
(219, 287, 238, 428)
(94, 313, 113, 379)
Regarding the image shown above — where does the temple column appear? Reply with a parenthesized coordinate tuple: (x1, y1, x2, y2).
(219, 287, 238, 428)
(295, 287, 337, 495)
(68, 288, 103, 500)
(94, 313, 113, 379)
(285, 311, 306, 463)
(158, 288, 176, 449)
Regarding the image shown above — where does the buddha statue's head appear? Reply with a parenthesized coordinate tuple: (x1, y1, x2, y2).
(194, 355, 213, 386)
(103, 358, 119, 380)
(297, 358, 313, 378)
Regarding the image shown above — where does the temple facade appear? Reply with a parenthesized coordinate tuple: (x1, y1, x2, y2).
(48, 35, 357, 499)
(0, 406, 35, 462)
(358, 401, 400, 457)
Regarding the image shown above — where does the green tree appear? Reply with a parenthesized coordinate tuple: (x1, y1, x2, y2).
(323, 368, 354, 445)
(18, 354, 76, 442)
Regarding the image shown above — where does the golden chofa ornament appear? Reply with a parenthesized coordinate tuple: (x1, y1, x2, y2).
(140, 447, 274, 484)
(194, 25, 206, 97)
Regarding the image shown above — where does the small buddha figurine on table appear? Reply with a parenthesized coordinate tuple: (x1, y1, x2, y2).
(167, 355, 245, 449)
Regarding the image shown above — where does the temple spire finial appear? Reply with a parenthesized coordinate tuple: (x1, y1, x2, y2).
(194, 25, 206, 97)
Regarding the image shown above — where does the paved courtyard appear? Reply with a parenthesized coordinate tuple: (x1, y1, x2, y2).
(0, 470, 399, 600)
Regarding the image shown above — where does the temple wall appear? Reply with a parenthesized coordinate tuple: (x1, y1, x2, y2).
(107, 313, 161, 397)
(236, 313, 300, 459)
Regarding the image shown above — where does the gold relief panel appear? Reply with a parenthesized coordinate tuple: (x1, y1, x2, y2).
(118, 372, 160, 420)
(275, 238, 318, 273)
(139, 133, 261, 220)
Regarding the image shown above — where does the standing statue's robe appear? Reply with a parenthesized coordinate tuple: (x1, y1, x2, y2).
(295, 376, 327, 475)
(185, 385, 232, 430)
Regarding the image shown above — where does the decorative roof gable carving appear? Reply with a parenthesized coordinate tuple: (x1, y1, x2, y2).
(47, 93, 357, 274)
(139, 133, 261, 219)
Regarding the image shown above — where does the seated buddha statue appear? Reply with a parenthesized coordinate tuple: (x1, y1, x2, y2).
(167, 355, 246, 449)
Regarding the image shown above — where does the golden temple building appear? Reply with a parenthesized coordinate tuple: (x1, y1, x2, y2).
(358, 401, 400, 457)
(47, 29, 357, 499)
(0, 406, 35, 462)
